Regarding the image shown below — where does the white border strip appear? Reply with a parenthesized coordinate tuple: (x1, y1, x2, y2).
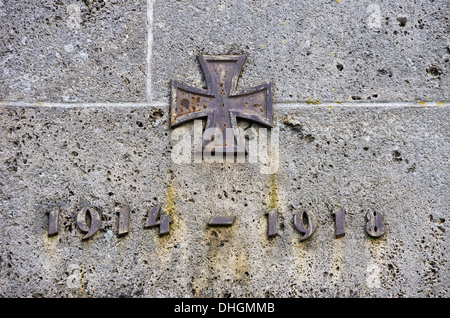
(1, 101, 446, 108)
(1, 102, 168, 108)
(146, 0, 154, 102)
(274, 102, 447, 108)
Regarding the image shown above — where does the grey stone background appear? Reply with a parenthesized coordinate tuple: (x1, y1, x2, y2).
(0, 0, 448, 297)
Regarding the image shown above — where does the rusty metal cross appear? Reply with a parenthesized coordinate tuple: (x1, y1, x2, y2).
(170, 55, 273, 153)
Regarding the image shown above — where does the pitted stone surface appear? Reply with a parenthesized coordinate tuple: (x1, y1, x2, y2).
(152, 0, 449, 104)
(0, 0, 448, 299)
(0, 0, 147, 102)
(0, 105, 447, 297)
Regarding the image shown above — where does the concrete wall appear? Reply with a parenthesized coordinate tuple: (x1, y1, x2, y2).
(0, 0, 448, 297)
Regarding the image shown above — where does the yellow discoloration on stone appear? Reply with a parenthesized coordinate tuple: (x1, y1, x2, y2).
(306, 98, 322, 105)
(160, 177, 182, 237)
(194, 225, 249, 297)
(164, 179, 176, 217)
(268, 174, 278, 210)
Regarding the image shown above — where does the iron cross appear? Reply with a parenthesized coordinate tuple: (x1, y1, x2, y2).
(170, 55, 273, 153)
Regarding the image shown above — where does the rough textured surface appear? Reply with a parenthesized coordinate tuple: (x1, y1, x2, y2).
(0, 105, 448, 297)
(0, 0, 147, 102)
(0, 0, 448, 298)
(152, 0, 449, 104)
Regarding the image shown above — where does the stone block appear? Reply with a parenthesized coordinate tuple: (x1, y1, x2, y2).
(0, 0, 147, 102)
(0, 104, 447, 297)
(152, 0, 449, 104)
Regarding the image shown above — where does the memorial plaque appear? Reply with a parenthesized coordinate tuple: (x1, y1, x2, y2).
(0, 0, 448, 300)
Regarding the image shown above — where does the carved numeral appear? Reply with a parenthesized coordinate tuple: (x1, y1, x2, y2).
(118, 206, 130, 236)
(47, 207, 60, 237)
(266, 209, 278, 238)
(207, 216, 236, 227)
(144, 205, 171, 236)
(293, 209, 317, 241)
(44, 203, 387, 241)
(365, 209, 385, 238)
(333, 208, 345, 238)
(77, 207, 101, 240)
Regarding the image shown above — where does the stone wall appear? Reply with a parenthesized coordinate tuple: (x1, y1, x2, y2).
(0, 0, 448, 298)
